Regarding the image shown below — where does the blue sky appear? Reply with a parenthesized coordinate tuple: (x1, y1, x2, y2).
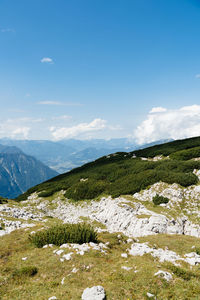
(1, 0, 200, 142)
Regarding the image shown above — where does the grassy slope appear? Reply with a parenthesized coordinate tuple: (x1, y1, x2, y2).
(16, 136, 200, 202)
(1, 219, 200, 299)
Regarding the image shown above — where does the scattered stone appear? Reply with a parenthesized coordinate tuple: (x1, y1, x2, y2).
(128, 242, 200, 266)
(61, 277, 65, 285)
(22, 257, 27, 261)
(71, 267, 79, 273)
(55, 249, 64, 256)
(154, 270, 172, 281)
(62, 252, 73, 261)
(184, 252, 200, 265)
(43, 244, 54, 248)
(48, 297, 57, 300)
(82, 286, 106, 300)
(127, 238, 133, 243)
(121, 266, 132, 271)
(147, 292, 155, 298)
(121, 253, 128, 258)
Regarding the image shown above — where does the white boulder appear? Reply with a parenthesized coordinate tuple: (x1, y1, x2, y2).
(82, 286, 106, 300)
(154, 270, 172, 281)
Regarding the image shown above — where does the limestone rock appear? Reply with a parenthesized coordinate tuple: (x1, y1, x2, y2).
(154, 270, 172, 281)
(82, 286, 106, 300)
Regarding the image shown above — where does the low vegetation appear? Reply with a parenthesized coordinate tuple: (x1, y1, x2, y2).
(166, 264, 199, 281)
(29, 223, 98, 248)
(170, 146, 200, 161)
(12, 266, 38, 279)
(152, 194, 169, 205)
(134, 136, 200, 158)
(16, 136, 200, 202)
(0, 196, 8, 204)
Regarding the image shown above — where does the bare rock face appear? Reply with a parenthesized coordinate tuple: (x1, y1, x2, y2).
(81, 286, 106, 300)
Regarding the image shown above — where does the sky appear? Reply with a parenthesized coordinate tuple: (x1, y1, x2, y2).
(1, 0, 200, 143)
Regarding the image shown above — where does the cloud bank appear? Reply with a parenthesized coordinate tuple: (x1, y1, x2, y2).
(50, 118, 107, 140)
(134, 105, 200, 145)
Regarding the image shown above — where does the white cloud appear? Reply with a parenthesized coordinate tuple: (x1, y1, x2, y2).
(0, 117, 46, 140)
(150, 107, 167, 113)
(50, 118, 107, 140)
(11, 127, 30, 139)
(134, 105, 200, 145)
(51, 115, 72, 120)
(0, 122, 30, 139)
(40, 57, 53, 64)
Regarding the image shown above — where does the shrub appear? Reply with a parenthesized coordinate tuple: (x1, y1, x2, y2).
(0, 222, 5, 230)
(29, 223, 98, 248)
(38, 190, 55, 197)
(167, 264, 198, 280)
(153, 194, 169, 205)
(0, 196, 8, 204)
(195, 248, 200, 255)
(12, 266, 38, 278)
(64, 180, 107, 201)
(170, 146, 200, 161)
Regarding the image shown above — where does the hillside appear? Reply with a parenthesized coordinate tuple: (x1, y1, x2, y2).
(0, 145, 58, 198)
(17, 136, 200, 202)
(2, 137, 200, 299)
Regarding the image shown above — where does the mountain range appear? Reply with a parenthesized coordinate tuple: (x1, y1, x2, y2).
(0, 138, 170, 173)
(0, 144, 58, 198)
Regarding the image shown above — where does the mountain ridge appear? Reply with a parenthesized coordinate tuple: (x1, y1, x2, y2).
(0, 144, 58, 198)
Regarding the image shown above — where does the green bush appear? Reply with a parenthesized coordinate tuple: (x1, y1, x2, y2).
(0, 196, 8, 204)
(64, 180, 107, 201)
(167, 264, 198, 280)
(170, 146, 200, 161)
(29, 223, 98, 248)
(195, 248, 200, 255)
(38, 190, 55, 197)
(0, 222, 5, 230)
(152, 194, 169, 205)
(12, 266, 38, 278)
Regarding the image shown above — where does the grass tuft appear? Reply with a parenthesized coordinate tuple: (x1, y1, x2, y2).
(12, 266, 38, 278)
